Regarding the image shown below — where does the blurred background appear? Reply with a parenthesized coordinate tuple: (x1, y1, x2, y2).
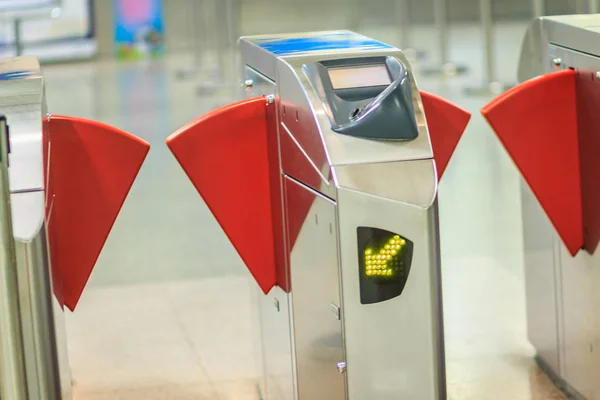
(3, 0, 596, 399)
(0, 1, 595, 59)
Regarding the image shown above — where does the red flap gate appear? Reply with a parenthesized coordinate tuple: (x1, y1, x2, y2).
(421, 91, 471, 180)
(167, 93, 470, 294)
(45, 116, 150, 310)
(482, 69, 600, 256)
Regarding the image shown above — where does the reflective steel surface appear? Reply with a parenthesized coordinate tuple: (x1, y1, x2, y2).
(0, 117, 28, 400)
(14, 227, 69, 400)
(0, 59, 71, 400)
(284, 177, 345, 400)
(337, 187, 443, 399)
(518, 14, 600, 82)
(517, 15, 600, 400)
(242, 32, 445, 399)
(334, 159, 437, 207)
(0, 57, 45, 194)
(38, 19, 566, 400)
(276, 48, 433, 169)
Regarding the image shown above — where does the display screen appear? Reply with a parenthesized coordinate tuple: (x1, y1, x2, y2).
(328, 65, 391, 90)
(357, 227, 413, 304)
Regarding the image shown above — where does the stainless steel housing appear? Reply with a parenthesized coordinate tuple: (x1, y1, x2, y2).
(240, 32, 445, 400)
(517, 14, 600, 400)
(0, 57, 71, 400)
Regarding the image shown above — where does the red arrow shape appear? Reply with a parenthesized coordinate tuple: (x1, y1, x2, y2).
(166, 97, 278, 294)
(420, 91, 471, 181)
(481, 70, 582, 256)
(45, 116, 150, 310)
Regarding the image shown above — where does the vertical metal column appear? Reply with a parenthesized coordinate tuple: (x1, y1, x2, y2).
(436, 0, 448, 67)
(347, 0, 362, 33)
(216, 0, 240, 78)
(584, 0, 598, 13)
(395, 0, 420, 62)
(13, 18, 23, 56)
(195, 0, 241, 96)
(481, 0, 494, 87)
(200, 0, 213, 66)
(575, 0, 597, 13)
(213, 0, 226, 80)
(192, 0, 204, 68)
(224, 0, 241, 92)
(0, 117, 28, 400)
(396, 0, 411, 48)
(175, 0, 203, 79)
(532, 0, 545, 17)
(422, 0, 467, 76)
(224, 0, 239, 52)
(464, 0, 513, 95)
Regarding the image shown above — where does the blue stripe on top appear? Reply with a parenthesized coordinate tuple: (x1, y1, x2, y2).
(254, 32, 393, 56)
(0, 70, 36, 80)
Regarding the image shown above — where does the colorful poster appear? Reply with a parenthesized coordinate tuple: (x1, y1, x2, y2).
(114, 0, 165, 60)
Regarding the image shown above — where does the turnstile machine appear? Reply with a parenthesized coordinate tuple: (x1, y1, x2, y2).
(0, 57, 149, 399)
(168, 32, 471, 399)
(482, 15, 600, 400)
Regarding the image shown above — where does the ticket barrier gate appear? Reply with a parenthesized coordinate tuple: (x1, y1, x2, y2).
(482, 15, 600, 400)
(167, 32, 471, 399)
(0, 57, 150, 399)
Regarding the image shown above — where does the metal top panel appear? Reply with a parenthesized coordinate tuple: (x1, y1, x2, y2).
(518, 14, 600, 81)
(240, 31, 433, 198)
(0, 57, 45, 194)
(240, 31, 395, 80)
(0, 57, 46, 241)
(0, 56, 42, 88)
(277, 51, 432, 167)
(0, 57, 43, 108)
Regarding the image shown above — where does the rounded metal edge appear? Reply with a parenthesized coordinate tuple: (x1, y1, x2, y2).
(534, 355, 585, 400)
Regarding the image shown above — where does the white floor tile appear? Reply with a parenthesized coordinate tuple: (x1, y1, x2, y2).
(66, 283, 212, 392)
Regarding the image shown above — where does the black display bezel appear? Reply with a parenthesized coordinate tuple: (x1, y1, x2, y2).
(357, 227, 414, 305)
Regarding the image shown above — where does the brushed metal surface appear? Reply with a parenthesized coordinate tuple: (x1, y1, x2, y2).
(0, 58, 71, 399)
(242, 65, 295, 400)
(333, 159, 437, 208)
(277, 49, 432, 168)
(0, 57, 45, 194)
(521, 182, 561, 374)
(258, 287, 295, 400)
(284, 176, 345, 400)
(14, 228, 69, 400)
(517, 15, 600, 399)
(240, 33, 433, 192)
(243, 65, 275, 99)
(10, 190, 44, 242)
(0, 117, 28, 400)
(337, 186, 444, 400)
(543, 46, 600, 398)
(241, 32, 443, 399)
(276, 58, 336, 199)
(518, 15, 600, 82)
(548, 43, 600, 74)
(558, 242, 597, 399)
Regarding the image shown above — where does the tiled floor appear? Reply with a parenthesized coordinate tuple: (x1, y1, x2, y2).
(42, 20, 567, 400)
(68, 278, 259, 399)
